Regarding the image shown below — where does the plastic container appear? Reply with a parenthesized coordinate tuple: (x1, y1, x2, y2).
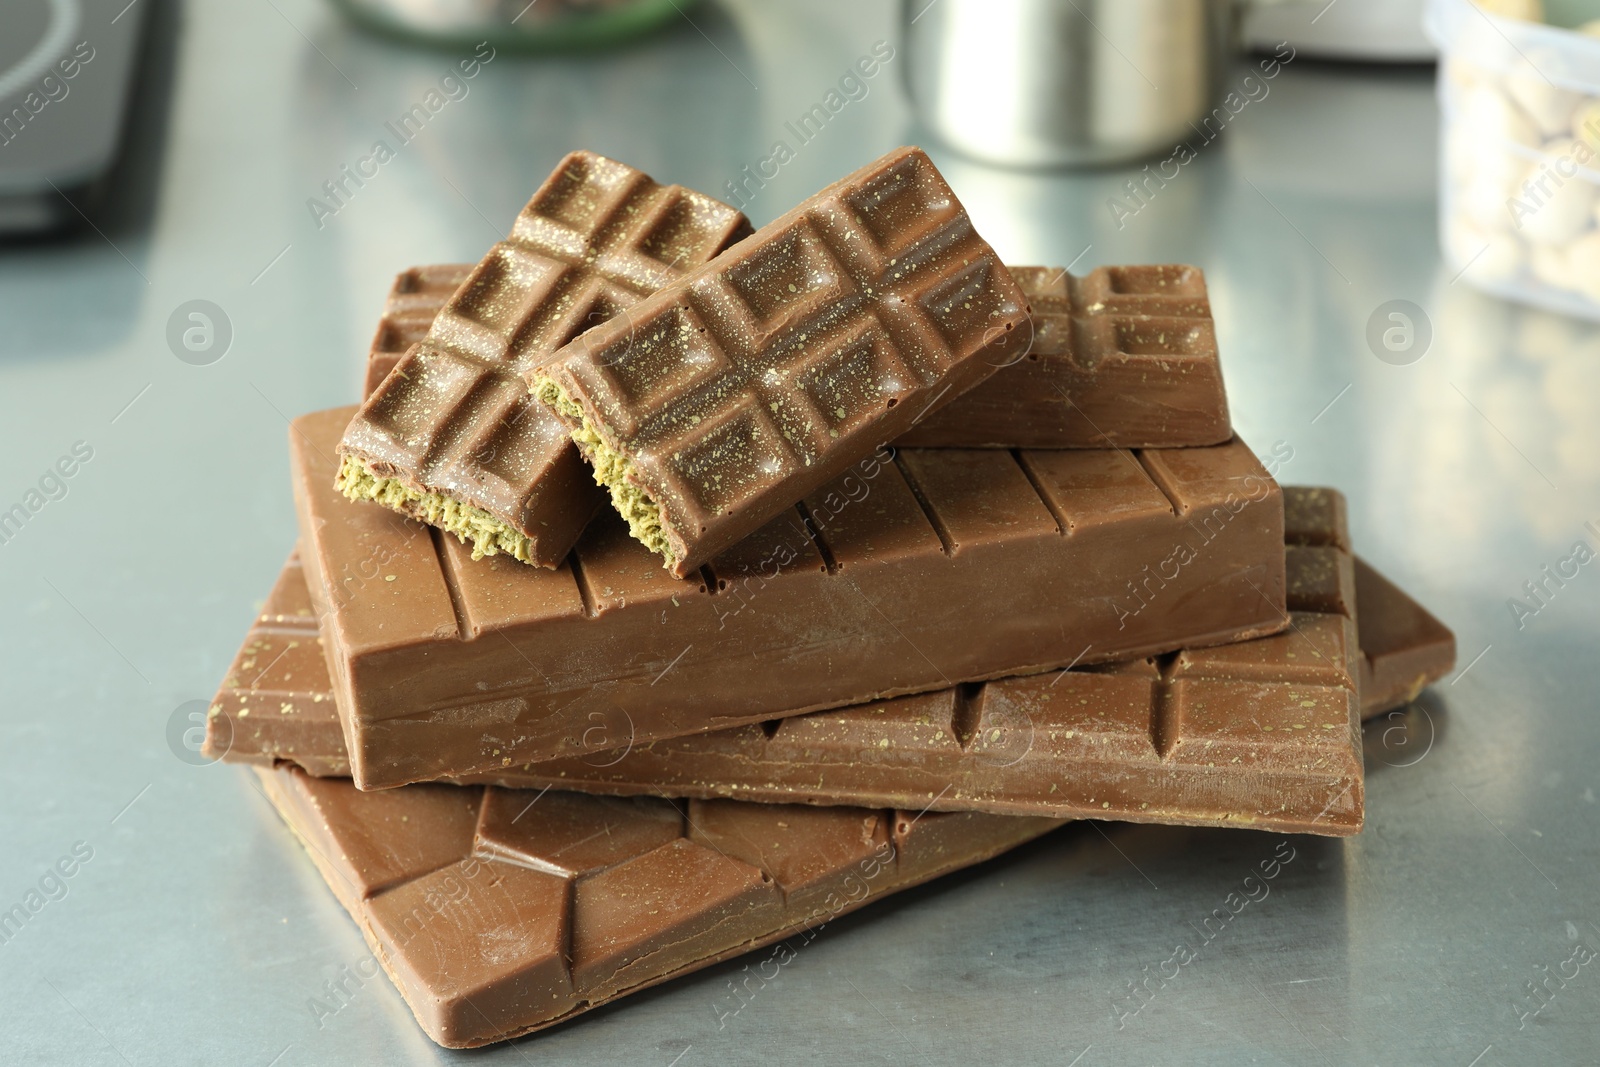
(1426, 0, 1600, 319)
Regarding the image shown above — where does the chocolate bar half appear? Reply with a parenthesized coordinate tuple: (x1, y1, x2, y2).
(253, 765, 1062, 1047)
(337, 151, 752, 568)
(293, 405, 1288, 789)
(901, 264, 1231, 448)
(363, 262, 1232, 451)
(531, 147, 1030, 576)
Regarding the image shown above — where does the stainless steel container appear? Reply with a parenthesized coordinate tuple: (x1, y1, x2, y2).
(327, 0, 697, 50)
(902, 0, 1239, 167)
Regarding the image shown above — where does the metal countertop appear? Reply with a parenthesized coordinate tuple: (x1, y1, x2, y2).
(0, 2, 1595, 1063)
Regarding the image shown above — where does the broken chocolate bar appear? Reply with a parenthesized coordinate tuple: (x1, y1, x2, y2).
(368, 263, 1230, 450)
(337, 151, 752, 568)
(293, 405, 1288, 789)
(253, 764, 1062, 1047)
(900, 264, 1231, 449)
(531, 146, 1030, 576)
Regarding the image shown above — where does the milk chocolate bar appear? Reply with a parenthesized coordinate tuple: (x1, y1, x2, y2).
(531, 147, 1030, 576)
(203, 520, 1452, 783)
(293, 405, 1288, 789)
(337, 151, 752, 568)
(472, 491, 1374, 833)
(900, 264, 1231, 449)
(218, 490, 1408, 836)
(368, 263, 1229, 450)
(253, 764, 1062, 1047)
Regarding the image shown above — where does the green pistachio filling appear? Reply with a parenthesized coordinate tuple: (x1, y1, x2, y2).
(334, 453, 538, 564)
(533, 375, 676, 568)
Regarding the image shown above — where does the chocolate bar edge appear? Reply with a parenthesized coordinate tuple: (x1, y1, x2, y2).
(252, 764, 1063, 1048)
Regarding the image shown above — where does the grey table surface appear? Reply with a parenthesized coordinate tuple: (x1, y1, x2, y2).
(1, 1, 1597, 1064)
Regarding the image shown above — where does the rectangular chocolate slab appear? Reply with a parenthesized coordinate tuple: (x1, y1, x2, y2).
(338, 151, 752, 568)
(531, 146, 1030, 577)
(368, 263, 1230, 450)
(900, 264, 1230, 449)
(472, 491, 1371, 833)
(203, 527, 1452, 784)
(215, 489, 1428, 836)
(253, 764, 1062, 1047)
(292, 406, 1287, 789)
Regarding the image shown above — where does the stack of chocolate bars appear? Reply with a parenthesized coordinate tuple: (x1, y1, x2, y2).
(205, 147, 1456, 1048)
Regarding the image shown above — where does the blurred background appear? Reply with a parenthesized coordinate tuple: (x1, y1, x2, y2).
(0, 1, 1597, 1064)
